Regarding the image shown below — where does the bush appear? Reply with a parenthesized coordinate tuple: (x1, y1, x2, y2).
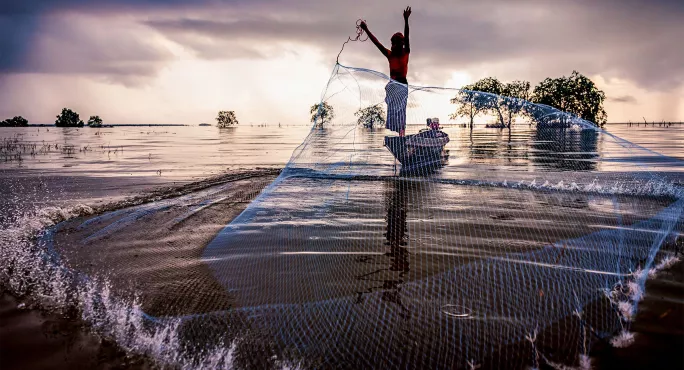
(55, 108, 84, 127)
(87, 115, 103, 127)
(0, 116, 28, 127)
(216, 111, 238, 128)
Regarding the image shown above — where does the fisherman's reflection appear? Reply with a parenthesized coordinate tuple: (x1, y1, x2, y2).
(355, 180, 410, 311)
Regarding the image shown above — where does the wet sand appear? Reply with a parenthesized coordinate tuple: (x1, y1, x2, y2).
(0, 168, 280, 369)
(0, 292, 155, 370)
(52, 170, 280, 317)
(593, 257, 684, 370)
(2, 171, 681, 369)
(2, 257, 681, 369)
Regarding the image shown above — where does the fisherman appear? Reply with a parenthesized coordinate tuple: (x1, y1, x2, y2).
(360, 6, 411, 137)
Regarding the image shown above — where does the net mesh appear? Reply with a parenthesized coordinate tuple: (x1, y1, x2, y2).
(35, 64, 683, 369)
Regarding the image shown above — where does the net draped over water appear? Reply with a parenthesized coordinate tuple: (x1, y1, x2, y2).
(35, 64, 683, 369)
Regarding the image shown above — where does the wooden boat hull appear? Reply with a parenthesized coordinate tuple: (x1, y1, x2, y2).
(384, 133, 449, 173)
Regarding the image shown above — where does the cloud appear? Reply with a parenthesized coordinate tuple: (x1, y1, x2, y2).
(1, 0, 684, 91)
(610, 95, 638, 104)
(140, 0, 684, 90)
(1, 12, 173, 86)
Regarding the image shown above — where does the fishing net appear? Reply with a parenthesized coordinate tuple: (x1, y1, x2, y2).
(21, 64, 684, 369)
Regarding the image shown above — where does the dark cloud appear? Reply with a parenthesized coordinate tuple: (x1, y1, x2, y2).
(0, 10, 172, 86)
(1, 0, 683, 90)
(141, 0, 684, 90)
(0, 0, 195, 15)
(0, 15, 42, 73)
(610, 95, 638, 104)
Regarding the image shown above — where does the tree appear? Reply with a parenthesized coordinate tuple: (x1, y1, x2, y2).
(87, 115, 103, 127)
(450, 87, 487, 128)
(310, 102, 335, 128)
(55, 108, 84, 127)
(500, 80, 532, 127)
(531, 71, 607, 126)
(0, 116, 28, 127)
(464, 77, 507, 128)
(355, 105, 386, 129)
(451, 78, 532, 128)
(216, 111, 238, 128)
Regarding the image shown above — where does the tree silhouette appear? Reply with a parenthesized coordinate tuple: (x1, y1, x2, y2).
(216, 111, 239, 128)
(0, 116, 28, 127)
(355, 105, 386, 129)
(310, 102, 335, 128)
(55, 108, 84, 127)
(449, 88, 487, 128)
(451, 78, 529, 128)
(532, 71, 607, 126)
(451, 73, 606, 128)
(500, 80, 532, 127)
(87, 115, 103, 127)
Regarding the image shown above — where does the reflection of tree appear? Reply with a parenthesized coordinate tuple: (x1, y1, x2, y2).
(354, 180, 410, 310)
(531, 127, 598, 171)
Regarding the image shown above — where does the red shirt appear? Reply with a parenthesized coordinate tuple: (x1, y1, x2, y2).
(387, 49, 409, 83)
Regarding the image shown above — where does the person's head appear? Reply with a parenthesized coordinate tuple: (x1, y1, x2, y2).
(391, 32, 404, 51)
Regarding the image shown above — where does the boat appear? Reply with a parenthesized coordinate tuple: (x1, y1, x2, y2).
(384, 118, 450, 174)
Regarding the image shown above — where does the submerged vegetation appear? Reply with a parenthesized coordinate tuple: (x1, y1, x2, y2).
(0, 135, 124, 163)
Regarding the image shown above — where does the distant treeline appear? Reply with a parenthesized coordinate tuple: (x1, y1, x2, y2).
(0, 108, 106, 128)
(0, 108, 242, 128)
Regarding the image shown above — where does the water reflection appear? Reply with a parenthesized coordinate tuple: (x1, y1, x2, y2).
(530, 127, 599, 171)
(354, 179, 411, 310)
(5, 124, 677, 179)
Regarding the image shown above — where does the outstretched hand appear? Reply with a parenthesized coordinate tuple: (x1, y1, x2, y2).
(403, 6, 411, 20)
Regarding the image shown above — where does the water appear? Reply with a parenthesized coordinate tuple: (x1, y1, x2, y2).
(0, 125, 311, 178)
(1, 123, 683, 369)
(2, 123, 682, 179)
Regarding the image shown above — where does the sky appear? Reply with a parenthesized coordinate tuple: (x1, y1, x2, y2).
(0, 0, 683, 125)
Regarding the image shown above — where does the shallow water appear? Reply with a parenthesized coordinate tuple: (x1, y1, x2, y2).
(0, 125, 310, 178)
(2, 123, 682, 179)
(1, 123, 683, 369)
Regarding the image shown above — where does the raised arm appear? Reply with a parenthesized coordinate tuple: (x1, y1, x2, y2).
(403, 6, 411, 53)
(360, 21, 389, 58)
